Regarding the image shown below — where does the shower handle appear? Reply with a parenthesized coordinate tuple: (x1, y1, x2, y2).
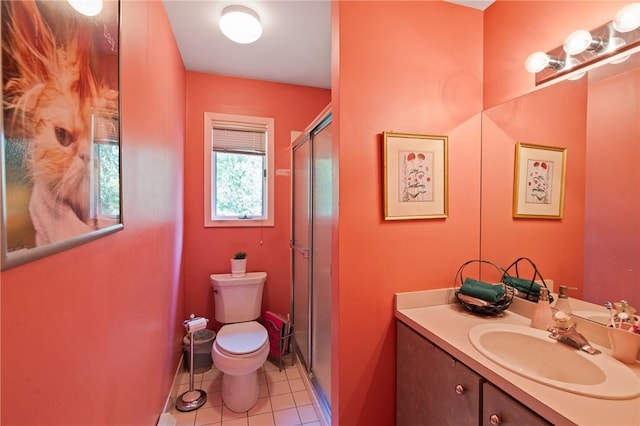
(290, 241, 311, 259)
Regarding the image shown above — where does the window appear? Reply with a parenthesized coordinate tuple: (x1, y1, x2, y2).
(91, 111, 120, 221)
(204, 112, 275, 227)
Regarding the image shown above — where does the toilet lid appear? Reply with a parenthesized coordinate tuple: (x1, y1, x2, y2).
(216, 321, 268, 355)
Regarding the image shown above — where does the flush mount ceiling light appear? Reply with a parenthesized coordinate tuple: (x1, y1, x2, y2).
(67, 0, 103, 16)
(524, 51, 565, 74)
(219, 5, 262, 44)
(563, 30, 606, 55)
(613, 2, 640, 32)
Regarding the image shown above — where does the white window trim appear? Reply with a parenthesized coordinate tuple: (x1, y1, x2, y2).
(204, 112, 275, 227)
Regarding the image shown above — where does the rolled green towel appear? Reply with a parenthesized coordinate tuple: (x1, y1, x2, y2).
(503, 276, 541, 296)
(460, 277, 505, 302)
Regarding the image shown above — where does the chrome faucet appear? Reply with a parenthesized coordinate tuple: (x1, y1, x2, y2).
(547, 322, 601, 355)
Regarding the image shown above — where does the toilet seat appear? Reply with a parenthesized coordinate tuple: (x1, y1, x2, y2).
(216, 321, 268, 356)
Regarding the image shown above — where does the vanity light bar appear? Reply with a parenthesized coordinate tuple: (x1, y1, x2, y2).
(526, 2, 640, 85)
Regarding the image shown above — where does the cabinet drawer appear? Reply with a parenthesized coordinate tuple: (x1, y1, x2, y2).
(482, 382, 552, 426)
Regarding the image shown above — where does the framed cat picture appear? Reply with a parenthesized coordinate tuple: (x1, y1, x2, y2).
(1, 0, 123, 270)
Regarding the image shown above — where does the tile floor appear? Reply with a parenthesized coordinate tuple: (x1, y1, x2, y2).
(162, 358, 326, 426)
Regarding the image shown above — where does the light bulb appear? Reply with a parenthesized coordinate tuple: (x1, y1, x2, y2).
(564, 30, 603, 55)
(67, 0, 102, 16)
(613, 2, 640, 33)
(219, 5, 262, 44)
(525, 51, 566, 74)
(525, 51, 551, 73)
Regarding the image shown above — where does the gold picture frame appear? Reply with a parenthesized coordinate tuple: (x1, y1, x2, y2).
(513, 142, 567, 219)
(383, 131, 448, 220)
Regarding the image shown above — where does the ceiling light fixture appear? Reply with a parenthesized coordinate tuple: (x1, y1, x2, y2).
(67, 0, 103, 16)
(219, 5, 262, 44)
(613, 2, 640, 32)
(563, 30, 606, 55)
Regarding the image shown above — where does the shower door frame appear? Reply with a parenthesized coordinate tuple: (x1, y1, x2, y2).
(290, 105, 332, 419)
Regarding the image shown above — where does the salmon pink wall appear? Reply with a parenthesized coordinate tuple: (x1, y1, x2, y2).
(1, 2, 186, 424)
(183, 73, 330, 328)
(585, 67, 640, 309)
(481, 79, 588, 295)
(333, 2, 483, 424)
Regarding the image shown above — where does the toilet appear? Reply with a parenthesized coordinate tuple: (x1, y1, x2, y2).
(210, 271, 270, 412)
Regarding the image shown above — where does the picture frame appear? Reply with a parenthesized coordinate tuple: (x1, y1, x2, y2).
(1, 0, 122, 271)
(383, 131, 448, 220)
(513, 142, 567, 219)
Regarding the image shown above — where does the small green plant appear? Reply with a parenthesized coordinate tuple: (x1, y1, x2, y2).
(233, 251, 247, 259)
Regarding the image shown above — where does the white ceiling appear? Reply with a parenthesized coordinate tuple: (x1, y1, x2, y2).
(162, 1, 494, 90)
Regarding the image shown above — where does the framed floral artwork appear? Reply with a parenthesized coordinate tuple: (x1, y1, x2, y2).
(383, 132, 448, 220)
(513, 142, 567, 219)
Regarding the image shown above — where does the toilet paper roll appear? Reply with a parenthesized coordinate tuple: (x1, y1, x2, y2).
(185, 317, 208, 333)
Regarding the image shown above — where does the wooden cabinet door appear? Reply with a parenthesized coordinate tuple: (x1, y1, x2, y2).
(482, 382, 552, 426)
(397, 321, 483, 426)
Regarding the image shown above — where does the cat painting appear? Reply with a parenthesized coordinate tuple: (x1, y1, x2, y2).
(2, 0, 119, 249)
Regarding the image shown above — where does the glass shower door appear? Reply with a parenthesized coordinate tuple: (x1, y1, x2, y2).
(291, 108, 333, 420)
(292, 138, 311, 369)
(311, 118, 332, 408)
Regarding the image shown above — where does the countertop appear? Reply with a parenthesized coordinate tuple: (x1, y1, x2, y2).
(394, 289, 640, 426)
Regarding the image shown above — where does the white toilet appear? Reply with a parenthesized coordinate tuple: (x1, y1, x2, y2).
(210, 271, 270, 412)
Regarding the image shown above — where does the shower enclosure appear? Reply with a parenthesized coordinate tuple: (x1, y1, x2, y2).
(291, 105, 333, 420)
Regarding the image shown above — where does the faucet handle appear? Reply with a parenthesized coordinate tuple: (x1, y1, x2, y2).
(553, 310, 574, 330)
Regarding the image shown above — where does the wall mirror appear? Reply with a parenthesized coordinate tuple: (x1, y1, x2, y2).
(481, 48, 640, 325)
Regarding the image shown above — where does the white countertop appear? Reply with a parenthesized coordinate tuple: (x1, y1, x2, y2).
(395, 289, 640, 426)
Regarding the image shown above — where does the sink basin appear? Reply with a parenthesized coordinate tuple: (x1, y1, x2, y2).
(468, 323, 640, 399)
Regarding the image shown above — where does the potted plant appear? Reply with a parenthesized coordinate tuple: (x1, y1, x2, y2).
(231, 251, 247, 277)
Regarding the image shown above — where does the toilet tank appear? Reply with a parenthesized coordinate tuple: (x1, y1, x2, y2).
(211, 272, 266, 323)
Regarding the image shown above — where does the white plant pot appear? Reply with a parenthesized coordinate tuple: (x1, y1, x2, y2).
(231, 259, 247, 277)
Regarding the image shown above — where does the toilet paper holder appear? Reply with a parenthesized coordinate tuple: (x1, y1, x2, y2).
(176, 314, 209, 412)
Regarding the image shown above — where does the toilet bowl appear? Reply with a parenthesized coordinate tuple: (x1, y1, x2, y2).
(211, 321, 270, 412)
(210, 272, 269, 412)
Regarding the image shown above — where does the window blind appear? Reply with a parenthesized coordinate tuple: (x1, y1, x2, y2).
(211, 121, 267, 155)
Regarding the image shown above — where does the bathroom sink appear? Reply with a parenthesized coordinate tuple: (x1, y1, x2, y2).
(468, 323, 640, 399)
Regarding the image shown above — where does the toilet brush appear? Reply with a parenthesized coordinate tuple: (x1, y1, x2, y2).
(176, 314, 208, 412)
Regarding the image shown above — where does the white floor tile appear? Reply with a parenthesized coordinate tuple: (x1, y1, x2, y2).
(270, 393, 296, 411)
(220, 418, 248, 426)
(248, 412, 275, 426)
(287, 379, 305, 393)
(173, 410, 197, 426)
(296, 405, 317, 424)
(273, 408, 301, 426)
(195, 406, 223, 426)
(162, 358, 325, 426)
(265, 369, 288, 384)
(292, 390, 311, 407)
(268, 380, 291, 396)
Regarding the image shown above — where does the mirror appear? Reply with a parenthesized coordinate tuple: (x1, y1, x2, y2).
(481, 49, 640, 325)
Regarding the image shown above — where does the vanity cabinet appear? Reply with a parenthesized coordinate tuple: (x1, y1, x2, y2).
(397, 321, 551, 426)
(397, 321, 482, 425)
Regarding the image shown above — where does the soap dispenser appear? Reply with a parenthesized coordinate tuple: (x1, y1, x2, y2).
(554, 285, 576, 314)
(530, 288, 554, 331)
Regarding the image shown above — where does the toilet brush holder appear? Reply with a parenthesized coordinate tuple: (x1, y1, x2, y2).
(176, 314, 209, 412)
